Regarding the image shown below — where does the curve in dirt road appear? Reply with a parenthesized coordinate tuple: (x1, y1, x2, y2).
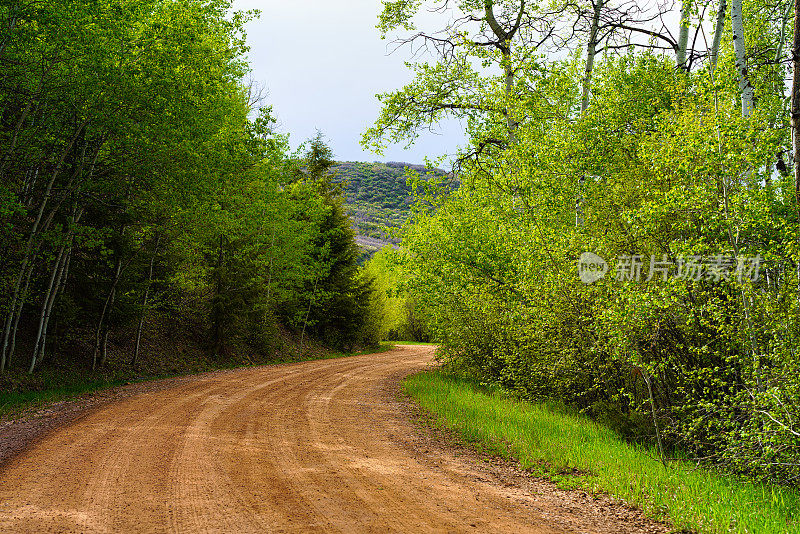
(0, 345, 664, 533)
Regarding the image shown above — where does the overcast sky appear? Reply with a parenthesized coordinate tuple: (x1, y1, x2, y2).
(232, 0, 466, 165)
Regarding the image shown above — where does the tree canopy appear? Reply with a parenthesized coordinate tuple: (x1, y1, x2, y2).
(0, 0, 378, 383)
(366, 0, 800, 486)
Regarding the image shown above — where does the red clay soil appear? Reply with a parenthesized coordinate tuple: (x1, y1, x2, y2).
(0, 345, 671, 533)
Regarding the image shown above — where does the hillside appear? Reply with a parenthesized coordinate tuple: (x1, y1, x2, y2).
(331, 161, 448, 254)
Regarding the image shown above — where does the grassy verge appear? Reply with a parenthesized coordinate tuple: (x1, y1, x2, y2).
(404, 370, 800, 534)
(0, 342, 393, 419)
(0, 377, 135, 416)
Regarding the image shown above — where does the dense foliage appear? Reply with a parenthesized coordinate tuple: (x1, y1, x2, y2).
(368, 0, 800, 486)
(332, 161, 449, 250)
(0, 0, 377, 381)
(362, 247, 431, 342)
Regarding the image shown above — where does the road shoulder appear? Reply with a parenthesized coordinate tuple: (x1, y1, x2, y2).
(381, 368, 674, 534)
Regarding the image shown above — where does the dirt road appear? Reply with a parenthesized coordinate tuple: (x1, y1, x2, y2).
(0, 346, 665, 533)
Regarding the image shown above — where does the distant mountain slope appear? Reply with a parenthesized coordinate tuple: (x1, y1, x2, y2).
(331, 161, 448, 254)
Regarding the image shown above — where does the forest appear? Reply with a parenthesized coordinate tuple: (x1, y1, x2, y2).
(333, 161, 450, 248)
(0, 0, 381, 392)
(363, 0, 800, 488)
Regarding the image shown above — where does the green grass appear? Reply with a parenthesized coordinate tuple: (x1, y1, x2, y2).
(0, 343, 394, 419)
(0, 378, 132, 414)
(404, 370, 800, 534)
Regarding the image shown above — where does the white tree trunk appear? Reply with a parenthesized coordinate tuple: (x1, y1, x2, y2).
(31, 207, 83, 372)
(133, 235, 161, 367)
(710, 0, 727, 73)
(731, 0, 755, 116)
(484, 0, 524, 143)
(792, 0, 800, 221)
(581, 0, 604, 114)
(29, 246, 67, 373)
(6, 262, 34, 369)
(0, 119, 88, 370)
(774, 0, 794, 93)
(676, 1, 691, 69)
(94, 253, 123, 370)
(299, 276, 319, 352)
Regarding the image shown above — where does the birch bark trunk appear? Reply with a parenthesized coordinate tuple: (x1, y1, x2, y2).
(581, 0, 603, 114)
(676, 1, 691, 69)
(29, 245, 67, 373)
(791, 0, 800, 220)
(133, 235, 161, 367)
(731, 0, 755, 116)
(0, 119, 88, 370)
(94, 251, 123, 370)
(30, 207, 83, 372)
(710, 0, 727, 73)
(484, 0, 525, 143)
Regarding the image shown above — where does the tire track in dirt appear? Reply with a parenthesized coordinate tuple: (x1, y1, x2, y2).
(0, 345, 667, 533)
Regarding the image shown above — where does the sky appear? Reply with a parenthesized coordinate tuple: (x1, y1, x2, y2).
(232, 0, 466, 165)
